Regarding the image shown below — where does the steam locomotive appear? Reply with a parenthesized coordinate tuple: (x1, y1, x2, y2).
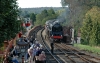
(45, 19, 63, 42)
(45, 19, 72, 43)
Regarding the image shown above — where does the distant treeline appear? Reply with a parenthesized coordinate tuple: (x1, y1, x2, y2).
(20, 7, 64, 16)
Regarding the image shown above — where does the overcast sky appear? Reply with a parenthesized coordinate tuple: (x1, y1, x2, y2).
(17, 0, 62, 8)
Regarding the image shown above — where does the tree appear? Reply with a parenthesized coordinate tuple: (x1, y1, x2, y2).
(0, 0, 21, 43)
(36, 14, 43, 22)
(41, 9, 48, 18)
(81, 6, 100, 46)
(81, 15, 92, 45)
(47, 8, 55, 16)
(35, 9, 58, 26)
(30, 13, 36, 25)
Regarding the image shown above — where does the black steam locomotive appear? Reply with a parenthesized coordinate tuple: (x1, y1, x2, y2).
(45, 19, 63, 42)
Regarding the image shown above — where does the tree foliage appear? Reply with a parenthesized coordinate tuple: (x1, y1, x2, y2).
(61, 0, 100, 7)
(81, 6, 100, 46)
(47, 8, 55, 16)
(61, 0, 100, 43)
(34, 9, 58, 25)
(30, 13, 36, 25)
(0, 0, 21, 43)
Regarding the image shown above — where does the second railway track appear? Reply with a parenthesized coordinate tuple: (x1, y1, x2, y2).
(54, 43, 100, 63)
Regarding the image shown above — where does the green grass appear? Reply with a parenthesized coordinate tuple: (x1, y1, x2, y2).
(74, 44, 100, 55)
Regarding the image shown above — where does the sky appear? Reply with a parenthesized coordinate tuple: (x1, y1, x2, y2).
(17, 0, 62, 8)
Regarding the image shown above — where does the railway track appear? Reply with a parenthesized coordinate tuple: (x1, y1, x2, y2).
(27, 26, 62, 63)
(54, 43, 100, 63)
(27, 27, 100, 63)
(40, 28, 63, 63)
(28, 25, 43, 38)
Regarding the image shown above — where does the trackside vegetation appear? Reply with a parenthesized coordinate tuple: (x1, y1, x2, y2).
(81, 6, 100, 46)
(74, 44, 100, 55)
(61, 0, 100, 55)
(31, 8, 59, 26)
(61, 0, 100, 47)
(0, 0, 21, 43)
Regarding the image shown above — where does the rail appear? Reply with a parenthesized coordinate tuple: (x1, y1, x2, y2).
(41, 28, 62, 63)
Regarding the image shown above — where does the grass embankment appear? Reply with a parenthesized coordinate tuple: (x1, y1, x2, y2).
(74, 44, 100, 55)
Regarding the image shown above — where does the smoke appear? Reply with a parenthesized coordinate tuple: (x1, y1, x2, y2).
(59, 0, 83, 26)
(57, 7, 70, 24)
